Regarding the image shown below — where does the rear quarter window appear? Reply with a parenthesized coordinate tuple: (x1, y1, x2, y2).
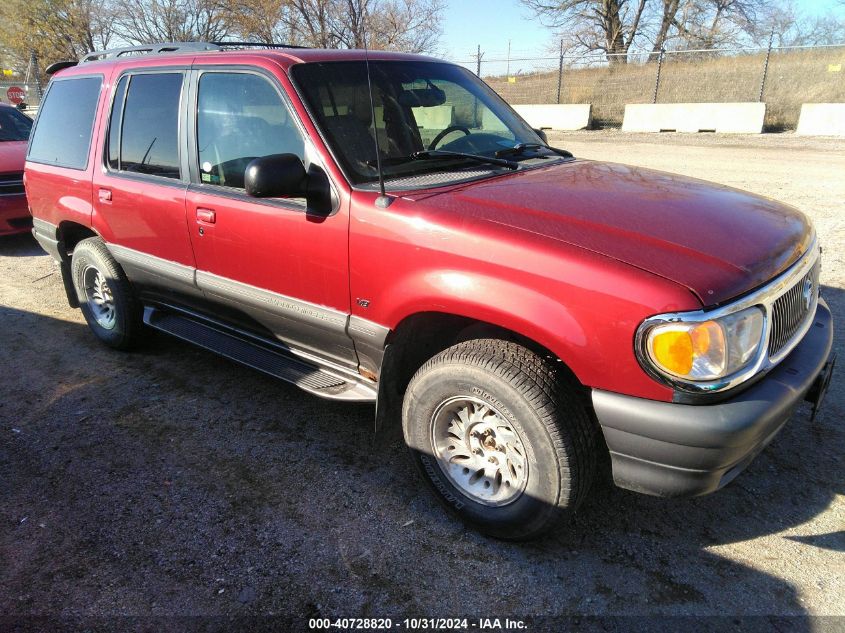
(27, 76, 102, 170)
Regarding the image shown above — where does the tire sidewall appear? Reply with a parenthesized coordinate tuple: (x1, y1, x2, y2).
(403, 362, 566, 538)
(71, 240, 136, 348)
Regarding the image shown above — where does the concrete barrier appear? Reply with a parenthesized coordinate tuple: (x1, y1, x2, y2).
(796, 104, 845, 136)
(414, 105, 454, 130)
(622, 103, 765, 134)
(512, 104, 592, 131)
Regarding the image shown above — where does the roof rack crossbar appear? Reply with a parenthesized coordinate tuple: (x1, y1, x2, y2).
(79, 40, 311, 63)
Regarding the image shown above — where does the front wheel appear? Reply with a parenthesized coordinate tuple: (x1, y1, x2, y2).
(402, 339, 598, 540)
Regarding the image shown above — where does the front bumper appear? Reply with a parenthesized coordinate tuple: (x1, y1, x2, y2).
(593, 298, 834, 497)
(0, 194, 31, 235)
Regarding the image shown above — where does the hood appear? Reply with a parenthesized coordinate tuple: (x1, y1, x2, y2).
(0, 141, 27, 174)
(417, 160, 813, 305)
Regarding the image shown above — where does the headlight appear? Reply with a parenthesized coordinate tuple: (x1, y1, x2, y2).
(640, 306, 765, 382)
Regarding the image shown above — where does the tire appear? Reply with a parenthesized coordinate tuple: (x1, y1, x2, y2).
(402, 339, 598, 540)
(70, 237, 143, 350)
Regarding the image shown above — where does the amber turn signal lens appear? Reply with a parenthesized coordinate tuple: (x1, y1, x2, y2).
(651, 329, 693, 376)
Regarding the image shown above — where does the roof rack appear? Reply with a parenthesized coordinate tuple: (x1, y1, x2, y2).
(79, 41, 310, 64)
(211, 41, 311, 50)
(80, 42, 220, 63)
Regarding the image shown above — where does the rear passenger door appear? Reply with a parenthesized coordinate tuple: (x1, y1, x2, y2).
(185, 69, 356, 368)
(92, 70, 196, 298)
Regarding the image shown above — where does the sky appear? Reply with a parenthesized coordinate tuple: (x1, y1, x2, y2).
(438, 0, 845, 61)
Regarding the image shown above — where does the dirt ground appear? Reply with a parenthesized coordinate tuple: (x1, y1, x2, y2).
(1, 131, 843, 628)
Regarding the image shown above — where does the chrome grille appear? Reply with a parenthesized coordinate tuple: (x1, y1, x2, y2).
(768, 261, 820, 357)
(0, 172, 24, 196)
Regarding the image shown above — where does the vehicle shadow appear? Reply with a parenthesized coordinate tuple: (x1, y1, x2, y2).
(0, 285, 841, 622)
(0, 232, 46, 257)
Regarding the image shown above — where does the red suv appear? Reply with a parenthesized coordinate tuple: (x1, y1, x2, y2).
(26, 43, 834, 539)
(0, 103, 33, 235)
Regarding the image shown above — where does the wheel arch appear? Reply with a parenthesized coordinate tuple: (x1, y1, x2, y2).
(374, 308, 590, 435)
(57, 221, 100, 259)
(53, 221, 101, 308)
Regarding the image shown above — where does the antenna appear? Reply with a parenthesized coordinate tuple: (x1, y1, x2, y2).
(362, 30, 392, 208)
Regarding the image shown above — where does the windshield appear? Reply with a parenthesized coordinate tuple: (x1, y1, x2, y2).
(0, 107, 33, 142)
(291, 60, 547, 186)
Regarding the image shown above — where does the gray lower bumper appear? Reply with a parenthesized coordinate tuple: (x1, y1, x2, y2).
(31, 217, 63, 262)
(593, 298, 834, 497)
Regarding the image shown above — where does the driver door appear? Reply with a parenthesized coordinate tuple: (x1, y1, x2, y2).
(185, 68, 356, 368)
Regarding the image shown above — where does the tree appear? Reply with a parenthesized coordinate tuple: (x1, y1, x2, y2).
(227, 0, 445, 52)
(759, 0, 845, 47)
(670, 0, 764, 49)
(650, 0, 682, 52)
(111, 0, 234, 45)
(0, 0, 114, 69)
(520, 0, 649, 63)
(367, 0, 445, 52)
(0, 0, 444, 70)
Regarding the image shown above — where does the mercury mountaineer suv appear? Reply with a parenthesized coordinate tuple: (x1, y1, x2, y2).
(25, 43, 835, 539)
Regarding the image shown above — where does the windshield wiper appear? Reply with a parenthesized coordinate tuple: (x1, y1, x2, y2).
(372, 150, 518, 171)
(494, 143, 573, 159)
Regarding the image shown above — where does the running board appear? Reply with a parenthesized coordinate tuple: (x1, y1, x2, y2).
(143, 306, 377, 402)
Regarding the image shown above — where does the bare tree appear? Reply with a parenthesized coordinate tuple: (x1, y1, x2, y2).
(328, 0, 445, 51)
(759, 0, 845, 47)
(671, 0, 764, 49)
(521, 0, 649, 63)
(228, 0, 444, 53)
(650, 0, 682, 52)
(368, 0, 445, 52)
(225, 0, 299, 44)
(112, 0, 233, 45)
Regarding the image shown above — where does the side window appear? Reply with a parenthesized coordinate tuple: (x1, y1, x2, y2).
(28, 76, 101, 169)
(107, 75, 128, 170)
(114, 73, 182, 179)
(0, 108, 33, 141)
(196, 72, 305, 189)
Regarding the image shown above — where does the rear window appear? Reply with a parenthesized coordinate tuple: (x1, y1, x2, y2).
(27, 76, 101, 170)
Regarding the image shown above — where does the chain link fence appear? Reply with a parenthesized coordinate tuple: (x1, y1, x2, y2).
(451, 43, 845, 130)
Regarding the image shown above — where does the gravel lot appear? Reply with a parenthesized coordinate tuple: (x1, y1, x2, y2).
(1, 131, 843, 628)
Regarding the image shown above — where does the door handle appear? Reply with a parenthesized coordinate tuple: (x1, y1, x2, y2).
(196, 208, 216, 224)
(98, 188, 112, 203)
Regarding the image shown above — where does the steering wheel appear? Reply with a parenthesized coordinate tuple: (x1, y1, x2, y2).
(428, 125, 471, 150)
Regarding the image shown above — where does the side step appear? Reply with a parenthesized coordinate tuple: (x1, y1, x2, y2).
(143, 306, 377, 402)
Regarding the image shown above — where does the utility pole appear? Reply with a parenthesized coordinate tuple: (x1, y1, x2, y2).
(476, 44, 482, 77)
(758, 29, 774, 102)
(652, 48, 665, 104)
(556, 39, 564, 104)
(506, 39, 511, 77)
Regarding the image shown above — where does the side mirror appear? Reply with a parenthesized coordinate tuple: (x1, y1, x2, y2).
(245, 153, 307, 198)
(533, 128, 548, 144)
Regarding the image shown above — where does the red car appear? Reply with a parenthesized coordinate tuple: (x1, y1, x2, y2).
(0, 103, 33, 235)
(26, 44, 834, 539)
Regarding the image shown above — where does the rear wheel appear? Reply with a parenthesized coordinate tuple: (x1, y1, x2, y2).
(402, 339, 598, 540)
(71, 237, 143, 350)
